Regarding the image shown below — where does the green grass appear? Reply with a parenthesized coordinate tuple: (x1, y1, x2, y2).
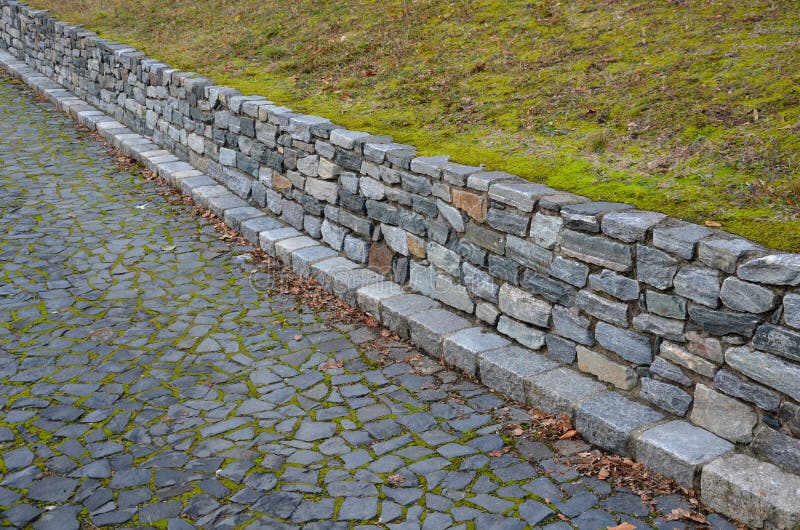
(28, 0, 800, 250)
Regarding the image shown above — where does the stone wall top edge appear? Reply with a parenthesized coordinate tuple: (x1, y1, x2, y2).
(3, 0, 800, 287)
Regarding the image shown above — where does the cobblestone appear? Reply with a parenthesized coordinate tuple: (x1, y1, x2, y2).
(0, 75, 732, 529)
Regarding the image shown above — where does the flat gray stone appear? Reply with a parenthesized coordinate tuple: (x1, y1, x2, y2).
(725, 346, 800, 401)
(634, 421, 733, 488)
(497, 315, 546, 350)
(595, 322, 653, 365)
(737, 254, 800, 286)
(291, 245, 338, 277)
(697, 238, 760, 274)
(309, 256, 360, 291)
(330, 267, 385, 306)
(488, 180, 554, 212)
(752, 323, 800, 362)
(636, 245, 678, 289)
(562, 201, 634, 233)
(408, 308, 472, 356)
(638, 378, 692, 416)
(577, 346, 637, 390)
(356, 281, 404, 319)
(690, 384, 757, 443)
(259, 226, 303, 255)
(479, 346, 557, 403)
(783, 293, 800, 329)
(713, 369, 780, 411)
(601, 210, 666, 242)
(442, 328, 510, 376)
(576, 290, 628, 326)
(241, 216, 283, 245)
(381, 294, 440, 339)
(275, 235, 319, 265)
(575, 392, 663, 457)
(652, 224, 713, 259)
(700, 453, 800, 529)
(673, 266, 720, 308)
(526, 367, 608, 416)
(559, 229, 632, 272)
(752, 425, 800, 474)
(498, 284, 551, 327)
(551, 306, 593, 346)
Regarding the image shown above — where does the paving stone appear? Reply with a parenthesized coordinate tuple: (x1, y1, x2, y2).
(575, 392, 663, 456)
(407, 308, 472, 356)
(442, 327, 510, 376)
(701, 453, 800, 529)
(634, 421, 733, 487)
(479, 346, 557, 402)
(378, 294, 439, 338)
(526, 367, 609, 416)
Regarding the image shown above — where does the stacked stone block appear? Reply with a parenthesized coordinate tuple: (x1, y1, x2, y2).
(2, 2, 800, 525)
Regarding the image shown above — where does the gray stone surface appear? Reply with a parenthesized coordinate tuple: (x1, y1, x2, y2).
(561, 201, 634, 233)
(381, 294, 440, 339)
(601, 210, 666, 242)
(634, 421, 733, 488)
(0, 38, 776, 530)
(442, 328, 510, 376)
(551, 306, 594, 346)
(751, 427, 800, 474)
(752, 323, 800, 362)
(649, 357, 692, 386)
(497, 315, 546, 350)
(498, 284, 551, 328)
(687, 305, 761, 337)
(652, 224, 712, 259)
(737, 254, 800, 286)
(526, 368, 609, 416)
(697, 238, 759, 274)
(632, 313, 685, 341)
(690, 384, 757, 443)
(713, 369, 780, 411)
(660, 341, 717, 377)
(783, 293, 800, 329)
(645, 291, 687, 320)
(576, 347, 637, 390)
(356, 281, 404, 319)
(588, 270, 639, 301)
(595, 323, 653, 365)
(505, 235, 553, 273)
(479, 346, 557, 403)
(576, 290, 628, 326)
(575, 393, 663, 457)
(720, 277, 778, 313)
(636, 245, 678, 289)
(488, 180, 553, 212)
(701, 454, 800, 529)
(725, 346, 800, 401)
(673, 266, 720, 308)
(408, 308, 472, 356)
(559, 229, 633, 272)
(638, 378, 692, 416)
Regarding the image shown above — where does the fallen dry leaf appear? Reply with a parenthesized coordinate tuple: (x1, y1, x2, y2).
(704, 220, 722, 227)
(607, 523, 637, 530)
(559, 429, 578, 440)
(293, 335, 302, 341)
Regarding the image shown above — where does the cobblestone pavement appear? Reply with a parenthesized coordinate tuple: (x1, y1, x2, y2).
(0, 75, 732, 530)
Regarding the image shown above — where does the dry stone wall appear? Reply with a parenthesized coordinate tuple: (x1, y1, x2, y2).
(2, 0, 799, 475)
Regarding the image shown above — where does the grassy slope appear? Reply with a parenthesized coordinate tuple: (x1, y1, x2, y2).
(29, 0, 800, 250)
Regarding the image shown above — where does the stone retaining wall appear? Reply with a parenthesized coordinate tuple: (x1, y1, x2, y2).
(2, 0, 799, 492)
